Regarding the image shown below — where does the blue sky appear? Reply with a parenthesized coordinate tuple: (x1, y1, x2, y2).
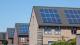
(0, 0, 80, 32)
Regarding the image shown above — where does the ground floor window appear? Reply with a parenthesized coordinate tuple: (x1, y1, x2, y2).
(23, 44, 29, 45)
(48, 41, 54, 45)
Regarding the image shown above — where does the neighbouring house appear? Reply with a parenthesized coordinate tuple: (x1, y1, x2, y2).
(6, 28, 15, 45)
(14, 23, 29, 45)
(0, 32, 7, 45)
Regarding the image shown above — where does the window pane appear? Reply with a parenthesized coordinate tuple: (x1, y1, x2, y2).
(44, 28, 52, 34)
(48, 41, 53, 45)
(71, 27, 77, 34)
(54, 27, 61, 35)
(20, 38, 25, 42)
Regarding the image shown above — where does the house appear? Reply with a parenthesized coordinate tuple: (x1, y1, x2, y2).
(29, 6, 80, 45)
(6, 28, 15, 45)
(0, 32, 7, 45)
(14, 23, 29, 45)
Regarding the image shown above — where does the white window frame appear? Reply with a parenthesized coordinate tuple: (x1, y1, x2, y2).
(54, 27, 61, 35)
(44, 28, 52, 35)
(20, 37, 25, 42)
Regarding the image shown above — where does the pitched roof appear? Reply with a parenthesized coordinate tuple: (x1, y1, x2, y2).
(32, 6, 80, 27)
(15, 23, 29, 36)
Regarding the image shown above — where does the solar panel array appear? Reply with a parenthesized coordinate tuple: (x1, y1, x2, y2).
(39, 8, 80, 24)
(64, 9, 80, 24)
(18, 24, 28, 34)
(7, 29, 15, 38)
(39, 8, 61, 24)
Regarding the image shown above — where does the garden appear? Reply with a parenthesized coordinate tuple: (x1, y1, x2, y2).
(51, 38, 76, 45)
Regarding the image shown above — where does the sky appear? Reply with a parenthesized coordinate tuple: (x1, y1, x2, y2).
(0, 0, 80, 32)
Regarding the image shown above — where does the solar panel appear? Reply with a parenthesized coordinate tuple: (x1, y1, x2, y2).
(19, 28, 28, 33)
(64, 9, 80, 24)
(40, 8, 61, 24)
(8, 29, 15, 37)
(18, 25, 28, 34)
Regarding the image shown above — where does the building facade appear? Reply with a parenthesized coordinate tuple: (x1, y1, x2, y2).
(0, 32, 7, 45)
(6, 23, 29, 45)
(29, 6, 80, 45)
(14, 23, 29, 45)
(6, 28, 15, 45)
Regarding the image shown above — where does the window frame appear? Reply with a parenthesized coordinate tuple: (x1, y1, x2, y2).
(20, 37, 26, 43)
(54, 27, 61, 35)
(71, 27, 77, 34)
(44, 27, 52, 35)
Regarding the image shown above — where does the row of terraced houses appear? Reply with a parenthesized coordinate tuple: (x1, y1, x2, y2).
(0, 23, 29, 45)
(0, 6, 80, 45)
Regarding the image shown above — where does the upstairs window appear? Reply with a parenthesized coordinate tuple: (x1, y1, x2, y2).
(20, 37, 26, 43)
(54, 27, 61, 35)
(44, 27, 52, 35)
(71, 27, 77, 34)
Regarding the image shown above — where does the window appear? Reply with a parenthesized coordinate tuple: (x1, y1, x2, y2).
(23, 44, 29, 45)
(71, 27, 77, 34)
(37, 40, 43, 45)
(11, 31, 14, 35)
(20, 37, 25, 42)
(44, 28, 52, 34)
(48, 41, 53, 45)
(9, 31, 14, 37)
(54, 27, 61, 35)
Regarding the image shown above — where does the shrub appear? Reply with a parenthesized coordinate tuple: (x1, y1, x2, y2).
(51, 38, 76, 45)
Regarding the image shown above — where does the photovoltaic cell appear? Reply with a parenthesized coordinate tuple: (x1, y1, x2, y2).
(18, 25, 29, 34)
(39, 8, 61, 24)
(64, 9, 80, 24)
